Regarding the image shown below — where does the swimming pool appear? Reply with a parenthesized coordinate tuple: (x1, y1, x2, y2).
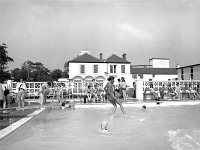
(0, 102, 200, 150)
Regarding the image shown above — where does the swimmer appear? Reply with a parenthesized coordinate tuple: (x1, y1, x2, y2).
(61, 100, 75, 110)
(99, 121, 109, 134)
(156, 102, 160, 105)
(142, 105, 146, 110)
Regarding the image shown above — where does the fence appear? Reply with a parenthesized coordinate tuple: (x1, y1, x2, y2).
(11, 81, 105, 98)
(143, 80, 200, 93)
(142, 80, 200, 100)
(11, 80, 200, 101)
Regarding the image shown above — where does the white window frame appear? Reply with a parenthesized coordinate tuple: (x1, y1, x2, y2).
(93, 64, 98, 74)
(80, 64, 86, 74)
(110, 64, 117, 73)
(121, 65, 125, 73)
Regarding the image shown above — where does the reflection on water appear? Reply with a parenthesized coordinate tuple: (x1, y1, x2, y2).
(166, 129, 200, 150)
(1, 105, 200, 150)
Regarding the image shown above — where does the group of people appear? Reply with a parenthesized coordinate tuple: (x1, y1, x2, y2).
(0, 78, 27, 110)
(86, 84, 104, 103)
(144, 83, 200, 101)
(144, 83, 178, 101)
(115, 77, 128, 102)
(86, 77, 128, 103)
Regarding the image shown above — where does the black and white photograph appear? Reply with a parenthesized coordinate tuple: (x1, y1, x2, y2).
(0, 0, 200, 150)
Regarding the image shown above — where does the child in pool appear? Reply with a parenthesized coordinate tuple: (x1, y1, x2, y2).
(99, 121, 109, 134)
(142, 105, 146, 110)
(61, 100, 75, 110)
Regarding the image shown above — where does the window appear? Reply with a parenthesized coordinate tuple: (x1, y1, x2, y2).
(133, 74, 137, 79)
(121, 65, 125, 73)
(190, 67, 193, 80)
(93, 65, 98, 73)
(80, 65, 85, 74)
(181, 68, 184, 80)
(110, 65, 116, 73)
(139, 74, 143, 79)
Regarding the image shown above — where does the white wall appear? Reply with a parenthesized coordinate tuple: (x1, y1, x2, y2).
(133, 74, 177, 81)
(149, 59, 169, 68)
(69, 62, 107, 79)
(69, 62, 133, 87)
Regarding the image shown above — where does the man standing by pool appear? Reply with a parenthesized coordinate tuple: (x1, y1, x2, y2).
(38, 82, 51, 108)
(104, 76, 126, 119)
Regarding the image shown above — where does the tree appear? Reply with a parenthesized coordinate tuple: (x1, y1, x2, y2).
(12, 68, 21, 81)
(51, 69, 62, 81)
(62, 61, 69, 78)
(0, 43, 14, 82)
(13, 60, 52, 82)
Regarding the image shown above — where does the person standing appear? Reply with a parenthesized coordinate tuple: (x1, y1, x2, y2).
(121, 77, 127, 102)
(16, 79, 27, 110)
(38, 82, 51, 108)
(104, 76, 126, 119)
(0, 82, 6, 109)
(3, 80, 11, 108)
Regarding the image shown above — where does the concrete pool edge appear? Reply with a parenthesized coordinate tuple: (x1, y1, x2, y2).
(75, 100, 200, 108)
(0, 108, 45, 141)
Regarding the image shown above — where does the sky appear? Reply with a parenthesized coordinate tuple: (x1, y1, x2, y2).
(1, 0, 200, 71)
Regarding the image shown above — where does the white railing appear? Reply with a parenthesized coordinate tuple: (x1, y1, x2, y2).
(143, 80, 200, 93)
(11, 81, 105, 98)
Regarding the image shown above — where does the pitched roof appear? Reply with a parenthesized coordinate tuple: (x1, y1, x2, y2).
(68, 53, 101, 63)
(131, 68, 177, 75)
(177, 63, 200, 69)
(105, 54, 131, 64)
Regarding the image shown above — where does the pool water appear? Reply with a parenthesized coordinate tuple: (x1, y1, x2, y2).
(0, 104, 200, 150)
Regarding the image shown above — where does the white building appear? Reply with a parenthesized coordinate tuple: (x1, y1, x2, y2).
(67, 52, 178, 88)
(68, 51, 132, 87)
(131, 67, 178, 81)
(149, 58, 170, 68)
(131, 58, 177, 81)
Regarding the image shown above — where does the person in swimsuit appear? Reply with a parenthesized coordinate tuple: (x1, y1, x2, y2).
(61, 99, 75, 110)
(0, 82, 6, 109)
(99, 121, 109, 134)
(87, 85, 93, 102)
(3, 80, 11, 108)
(16, 79, 27, 110)
(38, 82, 51, 108)
(104, 76, 126, 119)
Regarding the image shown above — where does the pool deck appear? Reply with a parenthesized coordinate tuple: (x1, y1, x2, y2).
(0, 98, 200, 141)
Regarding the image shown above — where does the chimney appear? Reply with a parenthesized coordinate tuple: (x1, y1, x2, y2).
(122, 53, 127, 60)
(100, 53, 103, 60)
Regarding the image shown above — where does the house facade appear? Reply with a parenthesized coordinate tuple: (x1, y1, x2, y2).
(68, 51, 132, 87)
(177, 64, 200, 80)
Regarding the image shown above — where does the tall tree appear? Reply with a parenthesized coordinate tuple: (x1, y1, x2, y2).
(51, 69, 62, 80)
(0, 43, 14, 82)
(63, 61, 69, 78)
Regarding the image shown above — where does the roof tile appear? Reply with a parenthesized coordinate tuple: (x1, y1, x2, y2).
(68, 53, 101, 63)
(105, 54, 130, 63)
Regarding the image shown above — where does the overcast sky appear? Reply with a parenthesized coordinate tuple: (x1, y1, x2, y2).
(1, 0, 200, 70)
